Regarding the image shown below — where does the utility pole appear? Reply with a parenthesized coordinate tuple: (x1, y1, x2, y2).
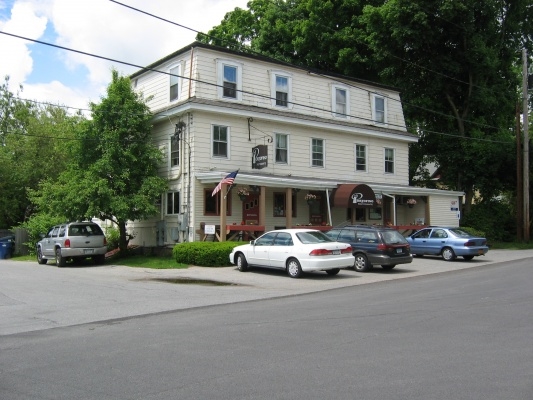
(523, 48, 530, 241)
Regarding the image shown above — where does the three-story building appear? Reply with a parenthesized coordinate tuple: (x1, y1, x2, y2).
(128, 42, 463, 246)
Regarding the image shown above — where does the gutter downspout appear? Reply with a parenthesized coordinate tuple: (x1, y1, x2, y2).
(325, 189, 332, 226)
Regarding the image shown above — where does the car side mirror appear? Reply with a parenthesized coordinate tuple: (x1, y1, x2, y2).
(250, 240, 255, 245)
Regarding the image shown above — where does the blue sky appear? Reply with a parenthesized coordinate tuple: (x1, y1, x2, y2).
(0, 0, 248, 110)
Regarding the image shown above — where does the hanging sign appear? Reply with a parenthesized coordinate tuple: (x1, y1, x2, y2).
(252, 145, 268, 169)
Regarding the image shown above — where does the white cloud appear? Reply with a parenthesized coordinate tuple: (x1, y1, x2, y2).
(1, 0, 248, 109)
(0, 1, 47, 85)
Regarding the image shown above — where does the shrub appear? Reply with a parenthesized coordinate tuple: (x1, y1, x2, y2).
(172, 241, 243, 267)
(461, 200, 515, 242)
(105, 226, 120, 251)
(17, 214, 66, 255)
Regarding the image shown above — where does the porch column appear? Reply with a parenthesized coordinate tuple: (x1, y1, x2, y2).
(286, 187, 293, 228)
(220, 183, 228, 241)
(259, 186, 266, 227)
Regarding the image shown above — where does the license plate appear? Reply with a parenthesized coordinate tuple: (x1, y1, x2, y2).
(478, 249, 483, 255)
(396, 248, 403, 254)
(84, 249, 94, 254)
(332, 250, 340, 255)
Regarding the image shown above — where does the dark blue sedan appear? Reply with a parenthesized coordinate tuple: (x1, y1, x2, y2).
(406, 227, 489, 261)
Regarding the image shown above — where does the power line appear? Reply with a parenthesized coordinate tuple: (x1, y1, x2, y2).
(0, 30, 513, 144)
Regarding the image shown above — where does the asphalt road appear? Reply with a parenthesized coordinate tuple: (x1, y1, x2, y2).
(1, 251, 532, 399)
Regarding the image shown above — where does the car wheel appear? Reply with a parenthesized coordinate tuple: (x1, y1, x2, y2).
(463, 255, 475, 261)
(286, 258, 303, 278)
(236, 253, 248, 272)
(353, 253, 371, 272)
(381, 265, 396, 270)
(326, 268, 340, 276)
(93, 255, 106, 265)
(441, 247, 456, 261)
(37, 247, 47, 265)
(55, 248, 66, 267)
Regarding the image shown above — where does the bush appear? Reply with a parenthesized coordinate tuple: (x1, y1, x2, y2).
(17, 214, 66, 255)
(172, 241, 243, 267)
(105, 226, 120, 251)
(461, 200, 515, 242)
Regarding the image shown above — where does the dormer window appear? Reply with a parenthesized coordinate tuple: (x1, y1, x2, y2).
(270, 71, 292, 109)
(332, 85, 350, 118)
(372, 94, 387, 123)
(169, 64, 181, 102)
(216, 59, 242, 101)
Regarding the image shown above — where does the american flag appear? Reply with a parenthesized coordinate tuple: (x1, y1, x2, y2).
(211, 170, 239, 197)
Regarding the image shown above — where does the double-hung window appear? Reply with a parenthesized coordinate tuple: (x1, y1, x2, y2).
(384, 148, 395, 174)
(170, 137, 179, 167)
(311, 138, 324, 167)
(275, 133, 288, 164)
(166, 192, 180, 215)
(270, 71, 292, 109)
(355, 144, 367, 172)
(372, 94, 386, 123)
(212, 125, 229, 158)
(169, 64, 181, 102)
(217, 59, 242, 101)
(332, 85, 349, 118)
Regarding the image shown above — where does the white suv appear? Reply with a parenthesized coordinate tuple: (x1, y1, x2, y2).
(36, 222, 107, 267)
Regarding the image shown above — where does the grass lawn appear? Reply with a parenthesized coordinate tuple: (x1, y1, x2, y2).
(10, 254, 188, 269)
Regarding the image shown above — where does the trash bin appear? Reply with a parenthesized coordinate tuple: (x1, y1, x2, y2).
(0, 236, 14, 259)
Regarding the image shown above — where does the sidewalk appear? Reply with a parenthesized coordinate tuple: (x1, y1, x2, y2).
(1, 249, 532, 336)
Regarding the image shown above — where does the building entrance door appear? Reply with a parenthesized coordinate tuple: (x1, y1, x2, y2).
(242, 194, 259, 225)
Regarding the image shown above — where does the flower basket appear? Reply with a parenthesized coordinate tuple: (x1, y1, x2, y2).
(305, 193, 317, 205)
(406, 198, 416, 208)
(237, 188, 249, 201)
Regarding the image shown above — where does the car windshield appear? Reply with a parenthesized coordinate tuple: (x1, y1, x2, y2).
(295, 231, 334, 244)
(448, 228, 473, 238)
(382, 230, 408, 244)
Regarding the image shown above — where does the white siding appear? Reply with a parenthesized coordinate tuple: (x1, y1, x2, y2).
(429, 195, 461, 227)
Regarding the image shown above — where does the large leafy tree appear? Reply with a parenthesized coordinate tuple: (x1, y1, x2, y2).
(31, 70, 168, 251)
(199, 0, 532, 215)
(0, 77, 79, 228)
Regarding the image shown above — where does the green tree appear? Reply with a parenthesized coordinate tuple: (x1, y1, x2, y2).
(31, 70, 168, 252)
(0, 77, 79, 228)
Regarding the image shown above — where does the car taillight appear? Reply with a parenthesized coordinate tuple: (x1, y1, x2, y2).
(64, 238, 71, 248)
(464, 241, 475, 247)
(376, 243, 389, 251)
(341, 246, 352, 254)
(309, 249, 332, 256)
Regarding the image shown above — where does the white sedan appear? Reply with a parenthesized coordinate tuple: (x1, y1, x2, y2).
(229, 229, 354, 278)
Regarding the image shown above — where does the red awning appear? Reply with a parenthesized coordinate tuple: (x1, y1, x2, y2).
(332, 184, 377, 208)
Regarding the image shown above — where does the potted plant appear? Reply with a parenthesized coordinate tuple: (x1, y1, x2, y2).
(305, 193, 317, 205)
(237, 187, 249, 201)
(406, 198, 416, 208)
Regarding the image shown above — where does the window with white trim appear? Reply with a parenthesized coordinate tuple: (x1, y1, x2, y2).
(169, 64, 181, 102)
(166, 192, 180, 215)
(270, 71, 292, 108)
(170, 137, 179, 167)
(372, 94, 386, 123)
(355, 144, 367, 172)
(275, 133, 288, 164)
(332, 86, 349, 118)
(216, 60, 242, 101)
(212, 125, 229, 158)
(384, 148, 394, 174)
(311, 138, 324, 167)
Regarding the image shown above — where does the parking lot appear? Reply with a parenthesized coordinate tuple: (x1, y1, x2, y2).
(1, 249, 533, 336)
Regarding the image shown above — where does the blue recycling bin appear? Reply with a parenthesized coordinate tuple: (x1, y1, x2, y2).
(0, 236, 14, 259)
